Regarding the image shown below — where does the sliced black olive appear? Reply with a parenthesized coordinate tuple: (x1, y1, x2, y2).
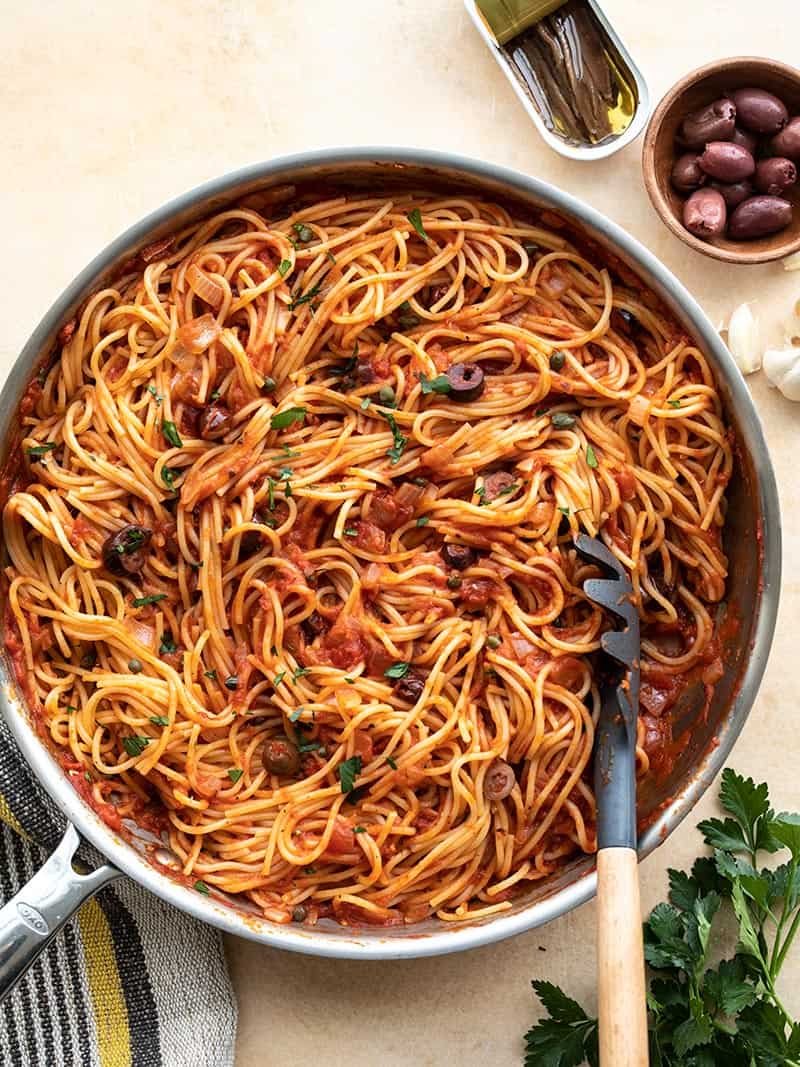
(440, 544, 476, 570)
(198, 404, 232, 440)
(301, 611, 328, 642)
(262, 736, 301, 776)
(393, 669, 427, 703)
(484, 759, 516, 801)
(102, 524, 153, 577)
(446, 363, 485, 402)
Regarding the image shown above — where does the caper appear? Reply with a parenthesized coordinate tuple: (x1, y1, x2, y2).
(128, 658, 143, 674)
(549, 351, 566, 371)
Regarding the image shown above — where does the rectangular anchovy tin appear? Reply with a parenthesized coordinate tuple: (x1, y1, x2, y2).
(465, 0, 650, 160)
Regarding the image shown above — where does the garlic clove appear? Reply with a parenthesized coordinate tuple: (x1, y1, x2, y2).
(763, 346, 800, 401)
(727, 303, 761, 375)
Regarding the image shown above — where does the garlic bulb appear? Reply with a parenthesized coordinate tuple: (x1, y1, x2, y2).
(763, 346, 800, 401)
(727, 303, 761, 375)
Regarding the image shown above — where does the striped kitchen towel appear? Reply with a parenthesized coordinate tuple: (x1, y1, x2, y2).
(0, 716, 237, 1067)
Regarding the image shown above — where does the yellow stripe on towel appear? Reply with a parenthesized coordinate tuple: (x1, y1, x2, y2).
(78, 898, 133, 1067)
(0, 791, 30, 839)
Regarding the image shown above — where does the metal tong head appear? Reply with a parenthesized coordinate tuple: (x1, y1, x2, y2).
(574, 533, 639, 672)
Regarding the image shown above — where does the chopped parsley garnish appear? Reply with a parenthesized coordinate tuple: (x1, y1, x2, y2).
(386, 756, 398, 770)
(360, 397, 371, 411)
(344, 677, 355, 685)
(204, 669, 218, 681)
(227, 768, 244, 783)
(382, 410, 408, 465)
(277, 259, 292, 277)
(66, 705, 77, 714)
(147, 384, 163, 404)
(326, 250, 337, 265)
(397, 301, 419, 330)
(550, 412, 576, 429)
(161, 467, 180, 493)
(273, 671, 286, 686)
(210, 389, 221, 401)
(497, 483, 518, 497)
(193, 880, 210, 895)
(338, 755, 363, 795)
(288, 282, 322, 311)
(122, 736, 150, 757)
(26, 443, 57, 457)
(419, 373, 451, 395)
(330, 350, 358, 378)
(384, 662, 410, 679)
(132, 593, 166, 608)
(302, 866, 316, 875)
(557, 506, 570, 516)
(161, 419, 182, 448)
(344, 527, 358, 537)
(354, 826, 367, 834)
(586, 444, 599, 469)
(224, 675, 238, 690)
(407, 208, 427, 240)
(416, 516, 429, 527)
(288, 708, 304, 722)
(292, 666, 311, 683)
(266, 478, 276, 510)
(668, 399, 682, 408)
(280, 444, 300, 457)
(270, 406, 307, 430)
(297, 739, 325, 754)
(447, 575, 462, 589)
(149, 715, 169, 726)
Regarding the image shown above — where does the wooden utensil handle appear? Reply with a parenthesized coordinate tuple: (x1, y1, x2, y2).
(597, 847, 648, 1066)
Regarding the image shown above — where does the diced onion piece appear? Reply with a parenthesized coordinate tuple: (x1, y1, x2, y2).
(727, 303, 761, 375)
(763, 346, 800, 401)
(125, 618, 156, 650)
(782, 250, 800, 271)
(627, 393, 651, 426)
(186, 264, 224, 308)
(177, 314, 221, 354)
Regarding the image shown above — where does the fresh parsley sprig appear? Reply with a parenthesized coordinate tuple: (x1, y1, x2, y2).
(524, 769, 800, 1067)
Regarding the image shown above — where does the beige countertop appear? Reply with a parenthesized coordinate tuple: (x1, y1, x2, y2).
(1, 1, 799, 1064)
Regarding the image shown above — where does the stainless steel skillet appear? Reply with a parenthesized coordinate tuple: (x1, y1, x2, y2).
(0, 149, 781, 994)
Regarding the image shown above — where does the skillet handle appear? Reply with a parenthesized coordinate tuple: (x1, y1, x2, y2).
(0, 824, 121, 1004)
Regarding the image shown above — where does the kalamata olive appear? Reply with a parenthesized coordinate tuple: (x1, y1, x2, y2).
(198, 404, 232, 440)
(728, 195, 793, 239)
(355, 359, 376, 384)
(446, 363, 485, 401)
(102, 524, 153, 576)
(671, 153, 706, 193)
(440, 543, 477, 570)
(679, 98, 736, 148)
(683, 188, 727, 240)
(771, 116, 800, 161)
(484, 759, 516, 801)
(698, 142, 755, 182)
(729, 126, 759, 154)
(709, 180, 754, 208)
(754, 156, 797, 195)
(262, 736, 300, 776)
(301, 610, 328, 641)
(481, 470, 516, 501)
(729, 88, 788, 134)
(393, 669, 427, 703)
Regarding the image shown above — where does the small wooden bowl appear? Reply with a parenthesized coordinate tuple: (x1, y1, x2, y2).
(642, 57, 800, 264)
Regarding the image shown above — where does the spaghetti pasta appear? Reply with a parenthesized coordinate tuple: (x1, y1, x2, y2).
(1, 190, 731, 926)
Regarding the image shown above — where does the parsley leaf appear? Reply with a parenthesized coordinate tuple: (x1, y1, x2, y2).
(193, 880, 210, 895)
(26, 443, 57, 457)
(407, 208, 428, 240)
(419, 373, 451, 395)
(524, 982, 597, 1067)
(270, 406, 307, 430)
(277, 259, 292, 277)
(382, 410, 408, 465)
(149, 716, 169, 726)
(122, 736, 150, 757)
(133, 593, 166, 607)
(147, 384, 163, 404)
(338, 755, 362, 795)
(586, 444, 598, 469)
(384, 662, 410, 679)
(228, 768, 244, 783)
(161, 419, 183, 448)
(288, 282, 322, 311)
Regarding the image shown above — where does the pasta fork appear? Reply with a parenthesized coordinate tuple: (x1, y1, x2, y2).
(574, 533, 648, 1067)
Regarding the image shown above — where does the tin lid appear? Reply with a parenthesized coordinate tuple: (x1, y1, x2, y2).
(476, 0, 565, 45)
